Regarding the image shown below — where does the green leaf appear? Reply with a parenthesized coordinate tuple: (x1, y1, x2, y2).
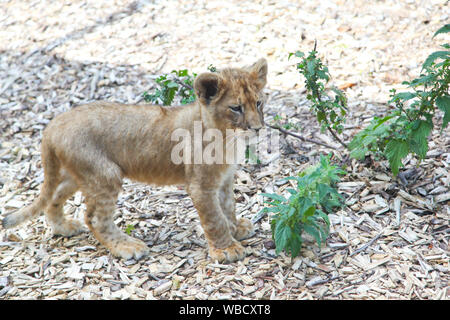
(409, 74, 437, 87)
(167, 81, 179, 88)
(317, 183, 333, 201)
(303, 223, 325, 248)
(260, 193, 287, 203)
(316, 209, 330, 227)
(432, 24, 450, 38)
(384, 139, 410, 176)
(303, 205, 316, 219)
(257, 207, 281, 216)
(317, 68, 330, 81)
(277, 204, 292, 214)
(393, 92, 417, 101)
(306, 59, 317, 76)
(409, 120, 433, 158)
(287, 232, 303, 257)
(286, 188, 297, 195)
(349, 146, 368, 160)
(164, 89, 176, 105)
(348, 115, 394, 158)
(273, 221, 292, 254)
(284, 176, 304, 185)
(422, 51, 450, 69)
(436, 95, 450, 129)
(316, 111, 326, 123)
(361, 134, 378, 146)
(125, 224, 135, 236)
(287, 206, 296, 219)
(297, 198, 314, 221)
(289, 51, 304, 60)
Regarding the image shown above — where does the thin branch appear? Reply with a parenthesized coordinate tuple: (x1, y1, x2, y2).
(349, 232, 384, 257)
(326, 126, 348, 148)
(306, 275, 340, 287)
(268, 124, 338, 150)
(172, 77, 194, 91)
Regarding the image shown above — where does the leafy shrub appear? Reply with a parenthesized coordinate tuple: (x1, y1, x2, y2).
(143, 65, 219, 106)
(259, 154, 345, 258)
(143, 69, 196, 105)
(289, 48, 348, 148)
(348, 24, 450, 175)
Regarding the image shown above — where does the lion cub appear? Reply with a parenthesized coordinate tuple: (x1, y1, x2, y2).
(2, 58, 268, 263)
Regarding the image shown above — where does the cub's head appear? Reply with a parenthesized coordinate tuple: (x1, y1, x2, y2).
(194, 58, 268, 132)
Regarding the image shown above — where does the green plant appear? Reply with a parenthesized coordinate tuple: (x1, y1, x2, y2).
(207, 64, 217, 72)
(259, 154, 345, 258)
(271, 114, 302, 131)
(245, 145, 261, 165)
(143, 69, 197, 105)
(349, 24, 450, 175)
(289, 46, 348, 148)
(125, 224, 135, 236)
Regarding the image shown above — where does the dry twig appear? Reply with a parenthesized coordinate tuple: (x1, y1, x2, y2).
(268, 124, 338, 150)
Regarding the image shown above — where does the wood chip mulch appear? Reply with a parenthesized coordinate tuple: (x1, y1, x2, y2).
(0, 0, 448, 300)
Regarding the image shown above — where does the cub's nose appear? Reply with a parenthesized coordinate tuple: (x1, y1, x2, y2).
(251, 125, 262, 133)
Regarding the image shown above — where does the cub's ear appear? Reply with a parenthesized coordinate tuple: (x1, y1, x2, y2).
(249, 58, 268, 90)
(194, 72, 225, 106)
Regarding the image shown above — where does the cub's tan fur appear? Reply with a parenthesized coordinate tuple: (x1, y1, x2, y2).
(2, 58, 268, 263)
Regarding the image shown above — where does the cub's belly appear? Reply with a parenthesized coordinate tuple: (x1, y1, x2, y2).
(124, 162, 186, 186)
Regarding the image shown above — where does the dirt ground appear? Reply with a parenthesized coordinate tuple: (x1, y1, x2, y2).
(0, 0, 448, 300)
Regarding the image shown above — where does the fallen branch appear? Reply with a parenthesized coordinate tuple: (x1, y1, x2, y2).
(268, 124, 338, 150)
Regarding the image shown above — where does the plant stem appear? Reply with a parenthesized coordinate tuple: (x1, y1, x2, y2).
(173, 78, 194, 91)
(326, 126, 348, 148)
(314, 81, 348, 149)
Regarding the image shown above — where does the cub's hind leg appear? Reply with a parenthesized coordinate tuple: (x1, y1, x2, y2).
(83, 186, 149, 260)
(45, 169, 85, 237)
(74, 158, 147, 260)
(66, 152, 148, 260)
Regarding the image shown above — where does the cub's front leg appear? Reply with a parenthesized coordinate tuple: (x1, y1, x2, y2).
(219, 174, 254, 241)
(187, 183, 246, 263)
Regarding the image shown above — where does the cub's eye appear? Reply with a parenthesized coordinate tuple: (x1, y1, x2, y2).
(229, 105, 243, 113)
(256, 100, 263, 109)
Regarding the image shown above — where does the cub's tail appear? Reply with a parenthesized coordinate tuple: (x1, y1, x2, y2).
(2, 197, 47, 229)
(2, 142, 60, 230)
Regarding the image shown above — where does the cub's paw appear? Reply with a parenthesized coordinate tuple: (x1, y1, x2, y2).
(52, 219, 86, 237)
(109, 236, 149, 261)
(209, 240, 246, 263)
(234, 218, 254, 241)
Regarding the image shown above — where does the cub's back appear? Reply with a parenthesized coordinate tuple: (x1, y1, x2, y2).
(43, 101, 186, 185)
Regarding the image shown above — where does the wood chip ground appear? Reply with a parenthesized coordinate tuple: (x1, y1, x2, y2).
(0, 0, 448, 300)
